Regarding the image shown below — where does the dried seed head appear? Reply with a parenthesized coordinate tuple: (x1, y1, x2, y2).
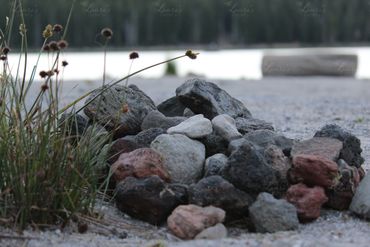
(41, 84, 49, 91)
(2, 46, 10, 55)
(185, 50, 197, 59)
(121, 104, 129, 113)
(49, 41, 59, 51)
(53, 24, 63, 33)
(57, 40, 68, 49)
(47, 70, 55, 77)
(129, 51, 139, 60)
(42, 24, 53, 38)
(39, 71, 48, 78)
(101, 27, 113, 39)
(42, 44, 50, 52)
(54, 69, 60, 75)
(0, 55, 7, 61)
(62, 60, 68, 67)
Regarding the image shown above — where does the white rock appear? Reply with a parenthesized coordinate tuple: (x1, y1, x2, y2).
(212, 114, 242, 141)
(195, 223, 228, 240)
(167, 114, 213, 138)
(151, 134, 205, 184)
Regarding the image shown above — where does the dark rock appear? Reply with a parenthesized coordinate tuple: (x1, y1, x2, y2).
(326, 160, 360, 210)
(107, 138, 141, 164)
(291, 137, 343, 161)
(204, 154, 228, 177)
(115, 176, 188, 225)
(290, 154, 339, 188)
(249, 193, 299, 233)
(111, 148, 170, 183)
(151, 134, 205, 184)
(59, 113, 89, 137)
(350, 172, 370, 219)
(141, 110, 186, 131)
(286, 183, 328, 222)
(223, 140, 289, 197)
(176, 78, 251, 119)
(314, 124, 364, 167)
(199, 131, 229, 157)
(84, 85, 156, 137)
(188, 176, 254, 218)
(157, 96, 186, 117)
(167, 204, 225, 240)
(124, 128, 166, 147)
(235, 117, 274, 135)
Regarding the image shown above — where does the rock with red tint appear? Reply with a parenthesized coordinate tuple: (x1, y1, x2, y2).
(111, 148, 170, 183)
(325, 159, 361, 210)
(290, 154, 339, 188)
(107, 138, 141, 164)
(286, 183, 328, 222)
(291, 137, 342, 161)
(167, 204, 225, 240)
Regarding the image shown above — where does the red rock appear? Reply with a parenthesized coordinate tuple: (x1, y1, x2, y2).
(290, 154, 339, 188)
(167, 204, 225, 239)
(108, 138, 141, 164)
(291, 137, 343, 161)
(111, 148, 170, 183)
(286, 183, 328, 222)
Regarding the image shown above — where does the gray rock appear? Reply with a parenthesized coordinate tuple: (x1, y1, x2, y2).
(223, 140, 289, 197)
(315, 124, 364, 167)
(84, 85, 156, 137)
(115, 176, 188, 225)
(249, 193, 299, 233)
(212, 114, 242, 142)
(199, 131, 229, 157)
(107, 138, 141, 164)
(167, 114, 213, 138)
(183, 108, 195, 117)
(124, 128, 166, 147)
(151, 134, 205, 184)
(176, 78, 252, 119)
(59, 113, 89, 137)
(157, 96, 186, 117)
(262, 54, 357, 77)
(195, 223, 227, 240)
(350, 173, 370, 219)
(291, 137, 343, 162)
(235, 117, 274, 135)
(141, 110, 187, 131)
(204, 154, 228, 177)
(189, 176, 254, 218)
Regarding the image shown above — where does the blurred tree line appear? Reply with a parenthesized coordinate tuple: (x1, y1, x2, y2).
(1, 0, 370, 49)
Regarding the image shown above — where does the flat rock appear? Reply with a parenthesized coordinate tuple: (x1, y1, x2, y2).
(290, 154, 339, 188)
(157, 96, 186, 117)
(249, 193, 299, 233)
(151, 134, 205, 184)
(350, 173, 370, 219)
(167, 204, 225, 240)
(315, 124, 364, 167)
(167, 114, 213, 138)
(194, 223, 227, 240)
(223, 140, 290, 197)
(115, 176, 188, 225)
(286, 183, 328, 222)
(176, 78, 252, 119)
(84, 85, 156, 137)
(212, 114, 242, 142)
(204, 154, 228, 177)
(188, 176, 254, 218)
(111, 148, 170, 183)
(235, 117, 274, 135)
(291, 137, 343, 161)
(141, 111, 186, 131)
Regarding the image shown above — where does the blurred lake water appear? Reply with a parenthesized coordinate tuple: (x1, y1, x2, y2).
(5, 47, 370, 81)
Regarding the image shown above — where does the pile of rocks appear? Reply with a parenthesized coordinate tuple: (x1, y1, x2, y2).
(78, 78, 367, 239)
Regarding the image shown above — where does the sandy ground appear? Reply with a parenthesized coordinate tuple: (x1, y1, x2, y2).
(1, 76, 370, 247)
